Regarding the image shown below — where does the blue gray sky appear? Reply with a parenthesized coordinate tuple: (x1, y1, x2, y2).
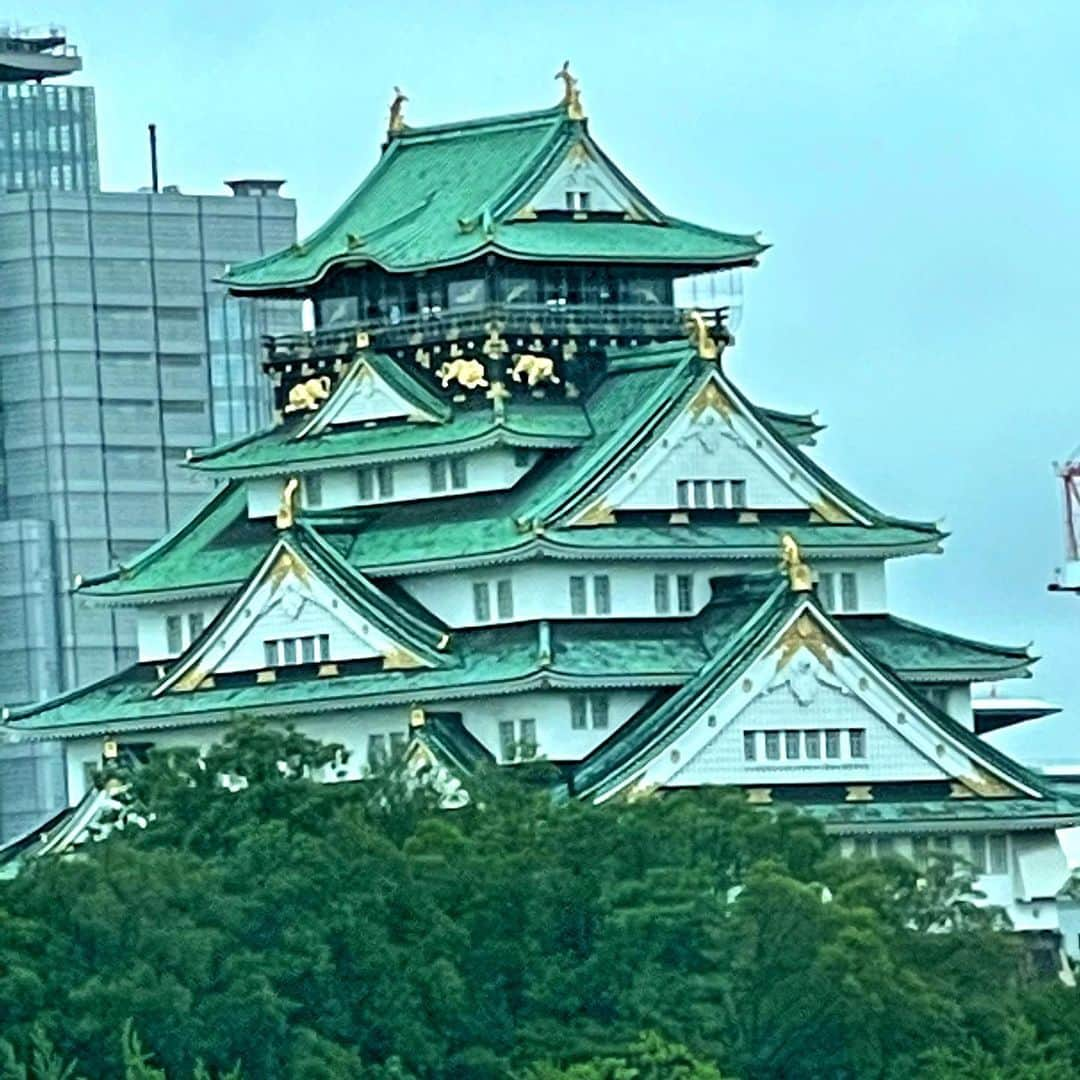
(22, 1, 1080, 761)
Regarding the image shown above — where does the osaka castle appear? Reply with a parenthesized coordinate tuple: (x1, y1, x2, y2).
(4, 73, 1077, 943)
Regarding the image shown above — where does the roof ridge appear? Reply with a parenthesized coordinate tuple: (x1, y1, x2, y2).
(392, 105, 566, 141)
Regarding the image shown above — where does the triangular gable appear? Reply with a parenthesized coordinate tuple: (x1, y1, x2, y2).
(401, 711, 495, 809)
(296, 351, 451, 438)
(512, 133, 662, 222)
(580, 597, 1044, 805)
(155, 534, 448, 694)
(568, 366, 868, 527)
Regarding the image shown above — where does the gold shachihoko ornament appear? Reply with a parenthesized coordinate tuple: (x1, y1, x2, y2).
(779, 533, 814, 593)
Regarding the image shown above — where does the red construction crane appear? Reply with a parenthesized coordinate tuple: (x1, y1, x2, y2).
(1050, 451, 1080, 592)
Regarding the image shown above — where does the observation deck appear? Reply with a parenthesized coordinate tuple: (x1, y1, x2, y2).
(0, 26, 81, 82)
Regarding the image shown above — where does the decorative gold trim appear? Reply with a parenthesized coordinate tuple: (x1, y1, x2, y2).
(317, 662, 340, 678)
(845, 785, 873, 803)
(283, 375, 332, 414)
(774, 612, 840, 672)
(275, 477, 300, 530)
(256, 669, 277, 684)
(172, 666, 207, 693)
(779, 534, 814, 593)
(948, 782, 975, 799)
(388, 86, 408, 133)
(685, 310, 719, 360)
(555, 61, 585, 120)
(485, 380, 510, 419)
(687, 380, 733, 421)
(382, 646, 426, 670)
(102, 738, 118, 760)
(409, 706, 426, 728)
(958, 769, 1019, 799)
(809, 497, 853, 525)
(268, 545, 309, 589)
(736, 510, 760, 524)
(668, 511, 690, 525)
(746, 787, 773, 805)
(575, 499, 616, 526)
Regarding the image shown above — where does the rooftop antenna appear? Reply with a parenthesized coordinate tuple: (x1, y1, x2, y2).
(148, 123, 159, 194)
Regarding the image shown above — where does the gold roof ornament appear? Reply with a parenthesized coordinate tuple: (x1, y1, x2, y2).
(555, 61, 585, 120)
(388, 86, 408, 133)
(275, 476, 300, 530)
(779, 533, 814, 593)
(685, 310, 720, 360)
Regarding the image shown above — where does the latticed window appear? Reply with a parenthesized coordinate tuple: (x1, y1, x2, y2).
(676, 574, 694, 613)
(263, 634, 330, 668)
(654, 574, 671, 614)
(472, 582, 491, 621)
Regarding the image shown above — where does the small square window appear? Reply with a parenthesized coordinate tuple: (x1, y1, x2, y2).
(840, 572, 858, 612)
(675, 480, 690, 508)
(911, 836, 930, 870)
(765, 731, 781, 760)
(565, 190, 576, 211)
(519, 718, 537, 758)
(654, 574, 671, 614)
(730, 480, 747, 508)
(368, 734, 387, 768)
(496, 579, 514, 620)
(593, 575, 611, 615)
(570, 696, 588, 730)
(785, 731, 801, 760)
(804, 731, 821, 758)
(428, 459, 447, 493)
(569, 576, 587, 615)
(825, 730, 841, 759)
(676, 574, 693, 613)
(513, 447, 532, 468)
(499, 720, 516, 762)
(450, 457, 468, 489)
(304, 473, 323, 507)
(389, 731, 407, 757)
(849, 729, 867, 759)
(590, 695, 609, 730)
(165, 614, 183, 654)
(578, 191, 590, 211)
(376, 464, 394, 497)
(472, 582, 491, 622)
(743, 732, 757, 761)
(988, 834, 1008, 874)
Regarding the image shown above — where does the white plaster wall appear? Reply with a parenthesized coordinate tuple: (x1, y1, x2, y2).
(247, 446, 531, 519)
(404, 557, 888, 628)
(532, 154, 629, 213)
(137, 599, 226, 661)
(670, 680, 949, 788)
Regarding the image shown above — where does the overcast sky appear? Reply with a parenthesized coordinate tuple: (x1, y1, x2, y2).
(18, 1, 1080, 762)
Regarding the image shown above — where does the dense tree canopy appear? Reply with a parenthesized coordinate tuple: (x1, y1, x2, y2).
(0, 721, 1076, 1078)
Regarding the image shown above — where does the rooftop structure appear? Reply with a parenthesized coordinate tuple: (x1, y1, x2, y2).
(5, 75, 1076, 957)
(0, 26, 80, 83)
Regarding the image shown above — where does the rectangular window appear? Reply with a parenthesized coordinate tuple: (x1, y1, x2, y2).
(569, 576, 587, 615)
(840, 572, 858, 612)
(513, 447, 533, 468)
(499, 720, 516, 762)
(570, 696, 588, 730)
(675, 480, 690, 508)
(187, 612, 204, 641)
(282, 639, 298, 665)
(693, 480, 709, 507)
(389, 731, 407, 757)
(825, 730, 841, 759)
(428, 459, 447, 493)
(263, 640, 277, 668)
(804, 731, 821, 758)
(849, 729, 867, 759)
(967, 835, 988, 874)
(357, 467, 374, 501)
(565, 190, 576, 211)
(654, 574, 671, 614)
(376, 464, 394, 497)
(301, 636, 316, 664)
(450, 457, 468, 489)
(676, 574, 694, 613)
(578, 191, 590, 211)
(472, 582, 491, 621)
(710, 480, 725, 508)
(785, 731, 801, 760)
(496, 579, 514, 620)
(318, 634, 330, 661)
(165, 614, 183, 653)
(765, 731, 781, 761)
(593, 575, 611, 615)
(519, 718, 537, 758)
(590, 695, 609, 730)
(368, 734, 387, 768)
(988, 834, 1008, 874)
(853, 836, 873, 858)
(932, 835, 952, 853)
(304, 473, 323, 508)
(876, 836, 895, 857)
(818, 573, 836, 611)
(743, 731, 757, 761)
(730, 479, 748, 508)
(912, 836, 930, 871)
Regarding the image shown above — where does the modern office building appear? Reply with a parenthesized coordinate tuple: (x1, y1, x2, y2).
(0, 26, 98, 192)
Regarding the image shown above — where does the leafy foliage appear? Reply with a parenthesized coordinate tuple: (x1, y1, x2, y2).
(0, 721, 1074, 1078)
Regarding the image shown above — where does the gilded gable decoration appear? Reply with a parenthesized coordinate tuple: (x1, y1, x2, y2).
(436, 357, 488, 390)
(508, 353, 560, 387)
(779, 534, 814, 593)
(555, 61, 584, 120)
(284, 375, 332, 414)
(275, 477, 300, 530)
(388, 86, 408, 133)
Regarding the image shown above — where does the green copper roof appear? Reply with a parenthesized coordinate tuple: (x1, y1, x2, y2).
(571, 585, 1054, 804)
(222, 107, 765, 292)
(187, 400, 592, 478)
(837, 613, 1033, 683)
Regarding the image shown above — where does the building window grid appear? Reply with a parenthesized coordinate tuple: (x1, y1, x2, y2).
(263, 634, 330, 668)
(743, 727, 866, 763)
(569, 574, 611, 615)
(500, 718, 537, 762)
(569, 693, 609, 731)
(853, 833, 1009, 877)
(675, 478, 749, 510)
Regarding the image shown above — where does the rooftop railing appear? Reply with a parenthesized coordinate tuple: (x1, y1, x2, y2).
(263, 301, 728, 364)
